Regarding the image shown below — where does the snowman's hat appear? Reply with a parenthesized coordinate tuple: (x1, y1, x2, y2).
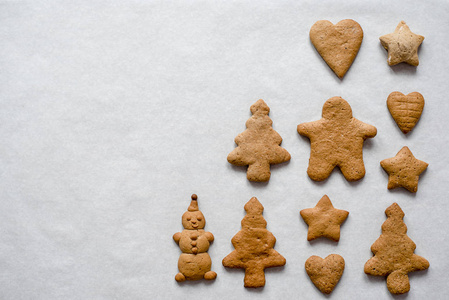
(188, 194, 199, 211)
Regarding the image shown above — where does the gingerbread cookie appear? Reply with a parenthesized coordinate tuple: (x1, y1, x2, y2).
(310, 19, 363, 78)
(297, 96, 377, 181)
(300, 195, 349, 242)
(305, 254, 345, 294)
(387, 91, 424, 134)
(222, 197, 286, 288)
(380, 146, 428, 193)
(173, 194, 217, 281)
(380, 21, 424, 66)
(227, 99, 291, 182)
(365, 203, 429, 294)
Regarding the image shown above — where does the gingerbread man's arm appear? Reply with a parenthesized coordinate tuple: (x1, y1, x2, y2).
(354, 119, 377, 139)
(173, 232, 181, 244)
(297, 120, 323, 139)
(204, 232, 214, 243)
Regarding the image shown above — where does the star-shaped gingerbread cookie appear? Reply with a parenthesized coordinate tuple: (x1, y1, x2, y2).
(297, 96, 377, 181)
(300, 195, 349, 242)
(380, 146, 428, 193)
(380, 21, 424, 66)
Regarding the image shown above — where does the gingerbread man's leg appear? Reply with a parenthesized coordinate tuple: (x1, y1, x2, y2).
(339, 158, 366, 181)
(307, 155, 335, 181)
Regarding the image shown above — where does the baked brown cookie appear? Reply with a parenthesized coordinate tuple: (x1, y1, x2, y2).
(173, 194, 217, 281)
(227, 99, 291, 182)
(300, 195, 349, 242)
(297, 96, 377, 181)
(380, 146, 428, 192)
(387, 91, 424, 134)
(310, 19, 363, 78)
(365, 203, 429, 294)
(380, 21, 424, 66)
(222, 197, 286, 288)
(305, 254, 345, 294)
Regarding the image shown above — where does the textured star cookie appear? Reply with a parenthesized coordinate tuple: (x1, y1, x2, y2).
(300, 195, 349, 242)
(380, 21, 424, 66)
(305, 254, 345, 294)
(380, 146, 428, 193)
(387, 92, 424, 134)
(297, 96, 377, 181)
(310, 19, 363, 78)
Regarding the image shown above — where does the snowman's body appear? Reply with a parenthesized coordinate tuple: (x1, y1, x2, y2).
(173, 196, 217, 282)
(178, 229, 210, 254)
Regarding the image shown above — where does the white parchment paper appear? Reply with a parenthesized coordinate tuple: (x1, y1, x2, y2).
(1, 1, 449, 299)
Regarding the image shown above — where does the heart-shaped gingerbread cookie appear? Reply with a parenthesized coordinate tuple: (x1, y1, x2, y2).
(310, 19, 363, 78)
(387, 92, 424, 134)
(305, 254, 345, 294)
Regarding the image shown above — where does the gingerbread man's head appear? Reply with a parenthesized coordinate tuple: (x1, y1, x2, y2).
(322, 97, 353, 120)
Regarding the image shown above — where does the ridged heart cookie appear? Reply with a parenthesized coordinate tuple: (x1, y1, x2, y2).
(387, 92, 424, 134)
(310, 19, 363, 78)
(305, 254, 345, 294)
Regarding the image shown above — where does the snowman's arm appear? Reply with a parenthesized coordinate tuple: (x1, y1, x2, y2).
(173, 232, 181, 244)
(204, 232, 214, 242)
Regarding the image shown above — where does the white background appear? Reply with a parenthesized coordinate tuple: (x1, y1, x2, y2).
(1, 0, 449, 299)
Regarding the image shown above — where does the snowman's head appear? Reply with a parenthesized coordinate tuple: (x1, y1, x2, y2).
(182, 194, 206, 230)
(182, 210, 205, 230)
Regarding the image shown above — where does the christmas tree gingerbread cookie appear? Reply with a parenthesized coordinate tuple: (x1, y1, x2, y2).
(227, 99, 291, 182)
(173, 194, 217, 282)
(365, 203, 429, 294)
(297, 96, 377, 181)
(222, 197, 286, 287)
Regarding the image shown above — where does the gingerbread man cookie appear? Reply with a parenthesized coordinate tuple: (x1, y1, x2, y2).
(297, 96, 377, 181)
(173, 194, 217, 282)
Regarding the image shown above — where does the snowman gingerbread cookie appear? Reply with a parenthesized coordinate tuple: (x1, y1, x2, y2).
(173, 194, 217, 282)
